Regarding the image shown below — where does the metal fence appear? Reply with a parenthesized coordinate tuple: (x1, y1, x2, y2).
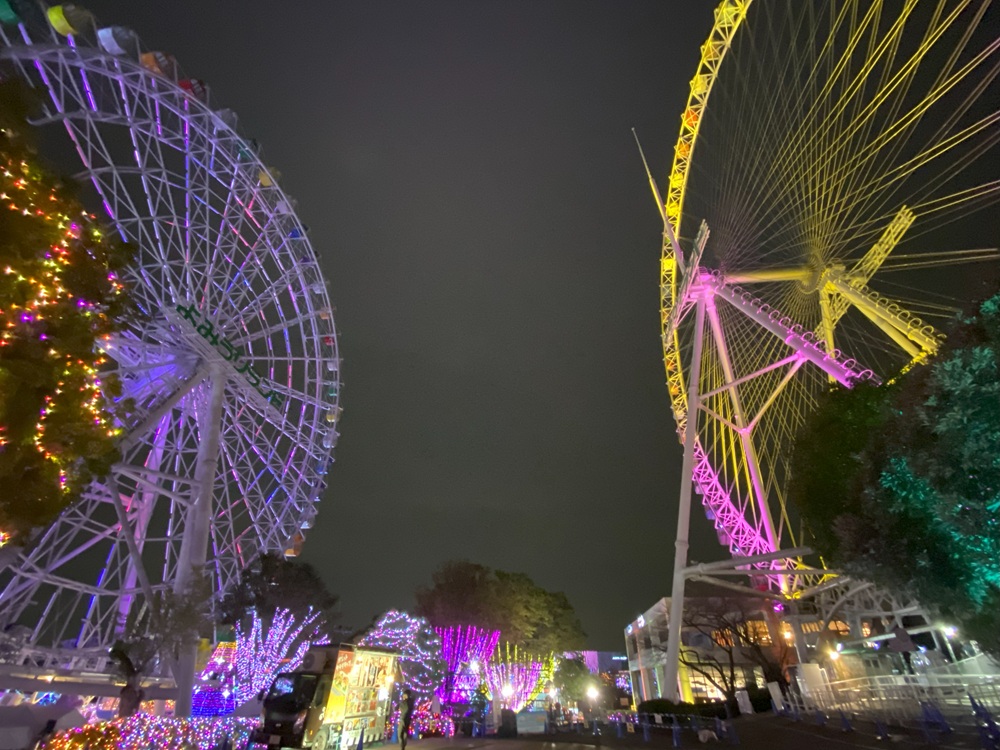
(784, 670, 1000, 737)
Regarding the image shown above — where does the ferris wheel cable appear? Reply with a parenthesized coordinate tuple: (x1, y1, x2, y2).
(709, 4, 914, 255)
(909, 178, 1000, 217)
(878, 247, 1000, 261)
(825, 4, 988, 218)
(696, 3, 1000, 274)
(785, 3, 923, 239)
(879, 256, 1000, 272)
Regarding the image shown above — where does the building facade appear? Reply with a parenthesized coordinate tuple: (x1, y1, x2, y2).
(624, 596, 777, 705)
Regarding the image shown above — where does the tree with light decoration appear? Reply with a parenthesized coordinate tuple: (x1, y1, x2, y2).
(235, 607, 325, 702)
(415, 561, 586, 654)
(434, 624, 500, 704)
(0, 79, 136, 549)
(484, 642, 552, 713)
(359, 610, 444, 701)
(217, 552, 338, 706)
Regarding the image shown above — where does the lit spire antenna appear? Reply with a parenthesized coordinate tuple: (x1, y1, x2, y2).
(633, 128, 685, 272)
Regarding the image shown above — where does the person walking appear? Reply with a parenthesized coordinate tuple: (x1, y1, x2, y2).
(399, 688, 415, 750)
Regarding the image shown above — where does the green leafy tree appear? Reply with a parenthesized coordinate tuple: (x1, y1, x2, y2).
(553, 656, 593, 704)
(219, 551, 339, 629)
(110, 576, 213, 717)
(0, 79, 136, 546)
(789, 290, 1000, 653)
(413, 560, 496, 628)
(415, 560, 586, 653)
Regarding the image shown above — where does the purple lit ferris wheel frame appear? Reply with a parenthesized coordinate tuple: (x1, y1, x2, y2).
(0, 8, 341, 700)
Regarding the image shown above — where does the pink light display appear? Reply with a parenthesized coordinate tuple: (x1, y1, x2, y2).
(484, 643, 547, 713)
(386, 703, 456, 740)
(433, 625, 500, 703)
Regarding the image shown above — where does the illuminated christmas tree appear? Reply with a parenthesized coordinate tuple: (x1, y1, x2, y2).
(360, 610, 444, 700)
(0, 80, 136, 547)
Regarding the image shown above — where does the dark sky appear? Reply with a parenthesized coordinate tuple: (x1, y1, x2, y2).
(84, 0, 723, 650)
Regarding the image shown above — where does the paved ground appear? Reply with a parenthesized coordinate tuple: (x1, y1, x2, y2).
(403, 713, 986, 750)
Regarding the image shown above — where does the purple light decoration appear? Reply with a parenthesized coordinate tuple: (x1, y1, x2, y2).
(564, 650, 600, 674)
(192, 608, 326, 716)
(359, 610, 444, 700)
(433, 625, 500, 703)
(235, 608, 325, 703)
(484, 645, 544, 713)
(192, 642, 236, 717)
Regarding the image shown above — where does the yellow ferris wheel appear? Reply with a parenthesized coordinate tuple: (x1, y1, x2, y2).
(655, 0, 999, 636)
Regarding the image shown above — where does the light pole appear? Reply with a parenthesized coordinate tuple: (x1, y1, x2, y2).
(942, 626, 958, 663)
(587, 685, 600, 734)
(501, 683, 513, 709)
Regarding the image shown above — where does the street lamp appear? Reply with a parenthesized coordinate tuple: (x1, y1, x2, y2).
(942, 626, 958, 662)
(586, 685, 600, 733)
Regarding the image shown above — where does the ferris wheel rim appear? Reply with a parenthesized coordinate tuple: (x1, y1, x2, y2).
(660, 0, 753, 436)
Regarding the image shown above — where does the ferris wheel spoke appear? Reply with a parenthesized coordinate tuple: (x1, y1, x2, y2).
(214, 436, 293, 561)
(27, 52, 187, 298)
(61, 121, 183, 299)
(219, 228, 314, 328)
(0, 493, 123, 627)
(225, 387, 326, 479)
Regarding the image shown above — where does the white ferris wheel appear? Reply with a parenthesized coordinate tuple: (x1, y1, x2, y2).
(0, 1, 341, 676)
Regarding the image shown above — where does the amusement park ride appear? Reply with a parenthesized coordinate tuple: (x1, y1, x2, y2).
(0, 2, 341, 714)
(0, 0, 996, 716)
(648, 0, 1000, 699)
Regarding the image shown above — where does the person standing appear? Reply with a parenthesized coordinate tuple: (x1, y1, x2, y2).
(889, 624, 917, 674)
(399, 688, 415, 750)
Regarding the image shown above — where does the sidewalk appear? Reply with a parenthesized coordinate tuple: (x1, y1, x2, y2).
(411, 712, 985, 750)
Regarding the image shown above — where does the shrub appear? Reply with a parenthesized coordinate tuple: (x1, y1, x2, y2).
(636, 699, 727, 719)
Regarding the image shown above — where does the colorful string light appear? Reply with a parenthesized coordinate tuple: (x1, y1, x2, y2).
(359, 610, 444, 700)
(190, 608, 325, 717)
(42, 714, 256, 750)
(234, 608, 325, 703)
(192, 642, 237, 717)
(0, 136, 133, 544)
(484, 643, 550, 713)
(433, 625, 500, 704)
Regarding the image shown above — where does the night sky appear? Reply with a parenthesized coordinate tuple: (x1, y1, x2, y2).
(82, 1, 725, 650)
